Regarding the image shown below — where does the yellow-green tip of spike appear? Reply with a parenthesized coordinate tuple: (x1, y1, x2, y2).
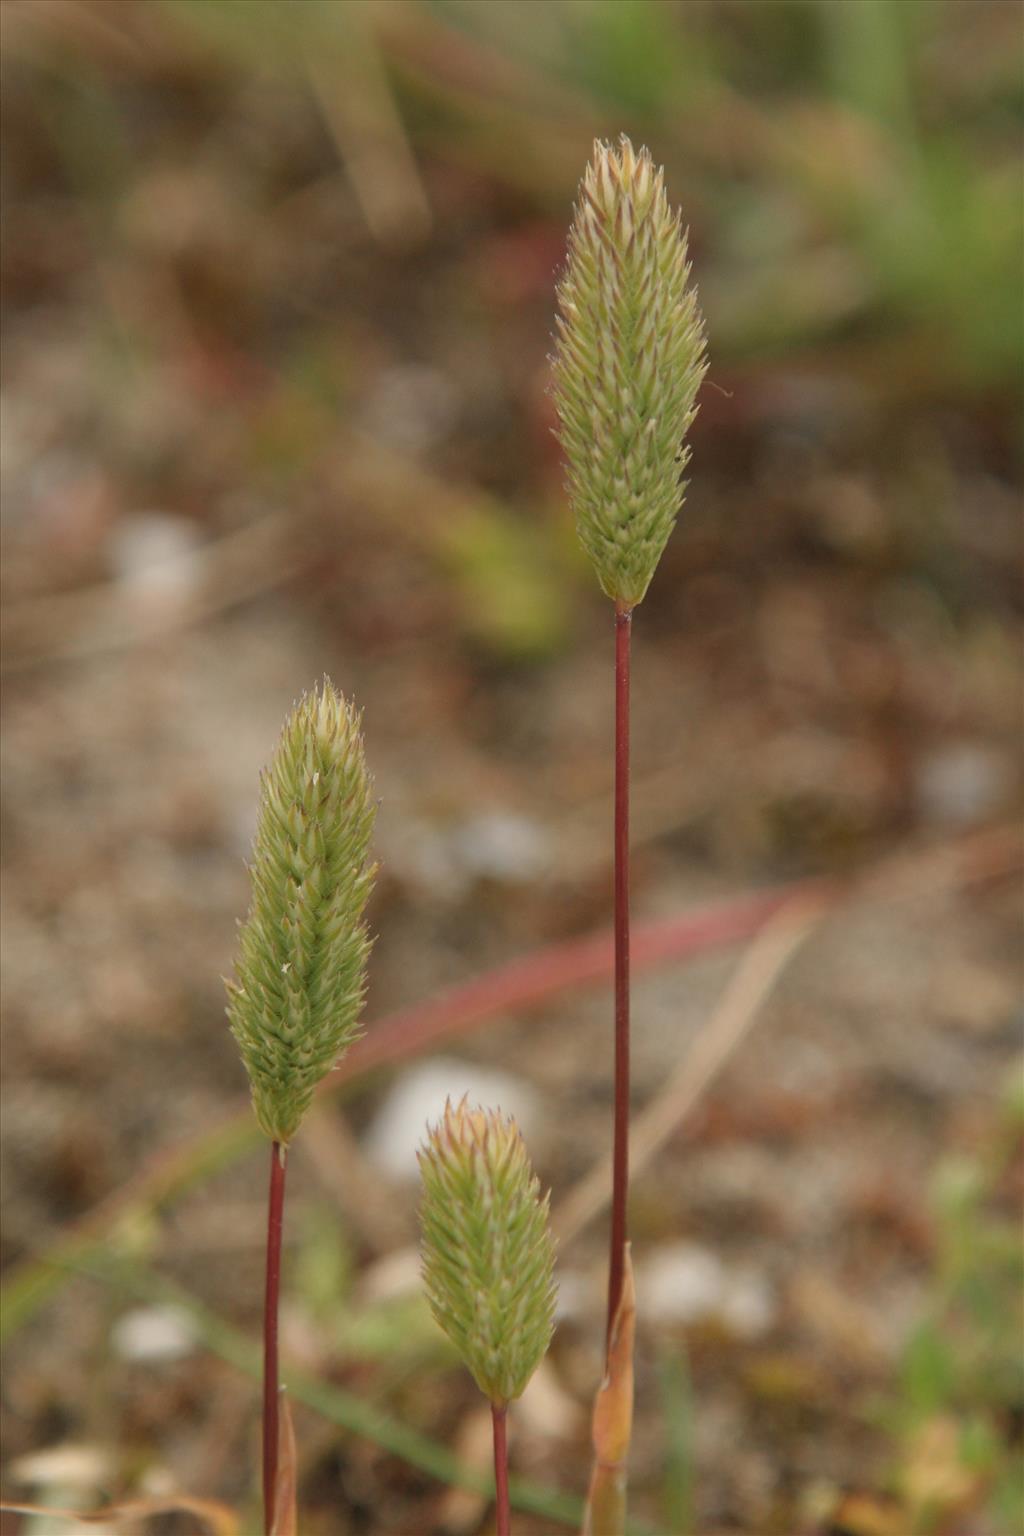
(418, 1098, 557, 1407)
(553, 136, 708, 609)
(226, 679, 377, 1144)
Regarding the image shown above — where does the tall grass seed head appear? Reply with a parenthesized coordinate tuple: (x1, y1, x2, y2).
(553, 136, 708, 609)
(418, 1099, 557, 1407)
(227, 679, 377, 1145)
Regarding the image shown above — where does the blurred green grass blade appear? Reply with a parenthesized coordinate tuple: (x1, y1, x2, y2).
(0, 1111, 259, 1345)
(80, 1261, 661, 1531)
(822, 0, 918, 136)
(901, 1323, 957, 1420)
(181, 1288, 585, 1525)
(559, 0, 706, 114)
(657, 1347, 695, 1536)
(159, 0, 300, 68)
(440, 502, 570, 659)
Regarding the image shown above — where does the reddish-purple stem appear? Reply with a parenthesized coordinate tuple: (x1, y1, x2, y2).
(492, 1403, 511, 1536)
(607, 603, 632, 1347)
(263, 1141, 287, 1534)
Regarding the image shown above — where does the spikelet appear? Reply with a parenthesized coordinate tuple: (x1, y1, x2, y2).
(553, 135, 708, 609)
(227, 680, 377, 1144)
(418, 1099, 557, 1407)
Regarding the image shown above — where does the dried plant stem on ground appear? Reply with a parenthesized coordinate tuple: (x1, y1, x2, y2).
(554, 899, 823, 1245)
(0, 509, 302, 674)
(0, 1497, 239, 1533)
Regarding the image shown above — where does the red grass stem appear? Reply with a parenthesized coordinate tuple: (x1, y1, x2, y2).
(492, 1403, 511, 1536)
(607, 603, 632, 1348)
(263, 1141, 287, 1534)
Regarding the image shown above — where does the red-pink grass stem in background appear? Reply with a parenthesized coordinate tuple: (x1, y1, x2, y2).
(4, 823, 1016, 1342)
(2, 879, 819, 1330)
(607, 604, 632, 1348)
(342, 881, 818, 1086)
(263, 1143, 287, 1534)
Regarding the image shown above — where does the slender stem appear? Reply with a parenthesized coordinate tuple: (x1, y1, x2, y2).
(492, 1403, 511, 1536)
(263, 1140, 287, 1534)
(607, 603, 632, 1348)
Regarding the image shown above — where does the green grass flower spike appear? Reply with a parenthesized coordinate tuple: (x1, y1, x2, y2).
(419, 1099, 557, 1407)
(553, 135, 708, 609)
(227, 679, 377, 1145)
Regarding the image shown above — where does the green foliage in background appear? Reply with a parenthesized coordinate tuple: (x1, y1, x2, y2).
(10, 0, 1014, 400)
(884, 1064, 1024, 1535)
(294, 1204, 447, 1380)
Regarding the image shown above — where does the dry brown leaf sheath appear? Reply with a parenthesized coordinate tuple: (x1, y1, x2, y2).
(582, 1244, 636, 1536)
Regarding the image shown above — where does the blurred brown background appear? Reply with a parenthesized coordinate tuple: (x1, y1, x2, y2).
(1, 2, 1021, 1533)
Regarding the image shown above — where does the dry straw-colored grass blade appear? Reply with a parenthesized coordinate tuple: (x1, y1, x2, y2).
(0, 1495, 240, 1533)
(271, 1390, 299, 1536)
(582, 1244, 636, 1536)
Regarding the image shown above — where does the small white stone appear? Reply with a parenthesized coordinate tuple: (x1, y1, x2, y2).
(518, 1359, 581, 1440)
(356, 1244, 423, 1304)
(110, 1303, 198, 1363)
(719, 1269, 777, 1340)
(552, 1268, 588, 1323)
(449, 812, 549, 884)
(640, 1242, 776, 1340)
(361, 364, 460, 455)
(9, 1442, 113, 1489)
(916, 742, 1013, 827)
(381, 817, 466, 901)
(109, 512, 203, 605)
(363, 1057, 541, 1182)
(642, 1242, 722, 1323)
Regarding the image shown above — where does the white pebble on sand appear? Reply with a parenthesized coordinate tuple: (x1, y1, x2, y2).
(640, 1241, 776, 1339)
(363, 1057, 541, 1182)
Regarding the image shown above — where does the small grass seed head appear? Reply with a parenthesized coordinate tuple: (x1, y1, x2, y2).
(418, 1098, 558, 1407)
(227, 679, 377, 1144)
(553, 135, 708, 609)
